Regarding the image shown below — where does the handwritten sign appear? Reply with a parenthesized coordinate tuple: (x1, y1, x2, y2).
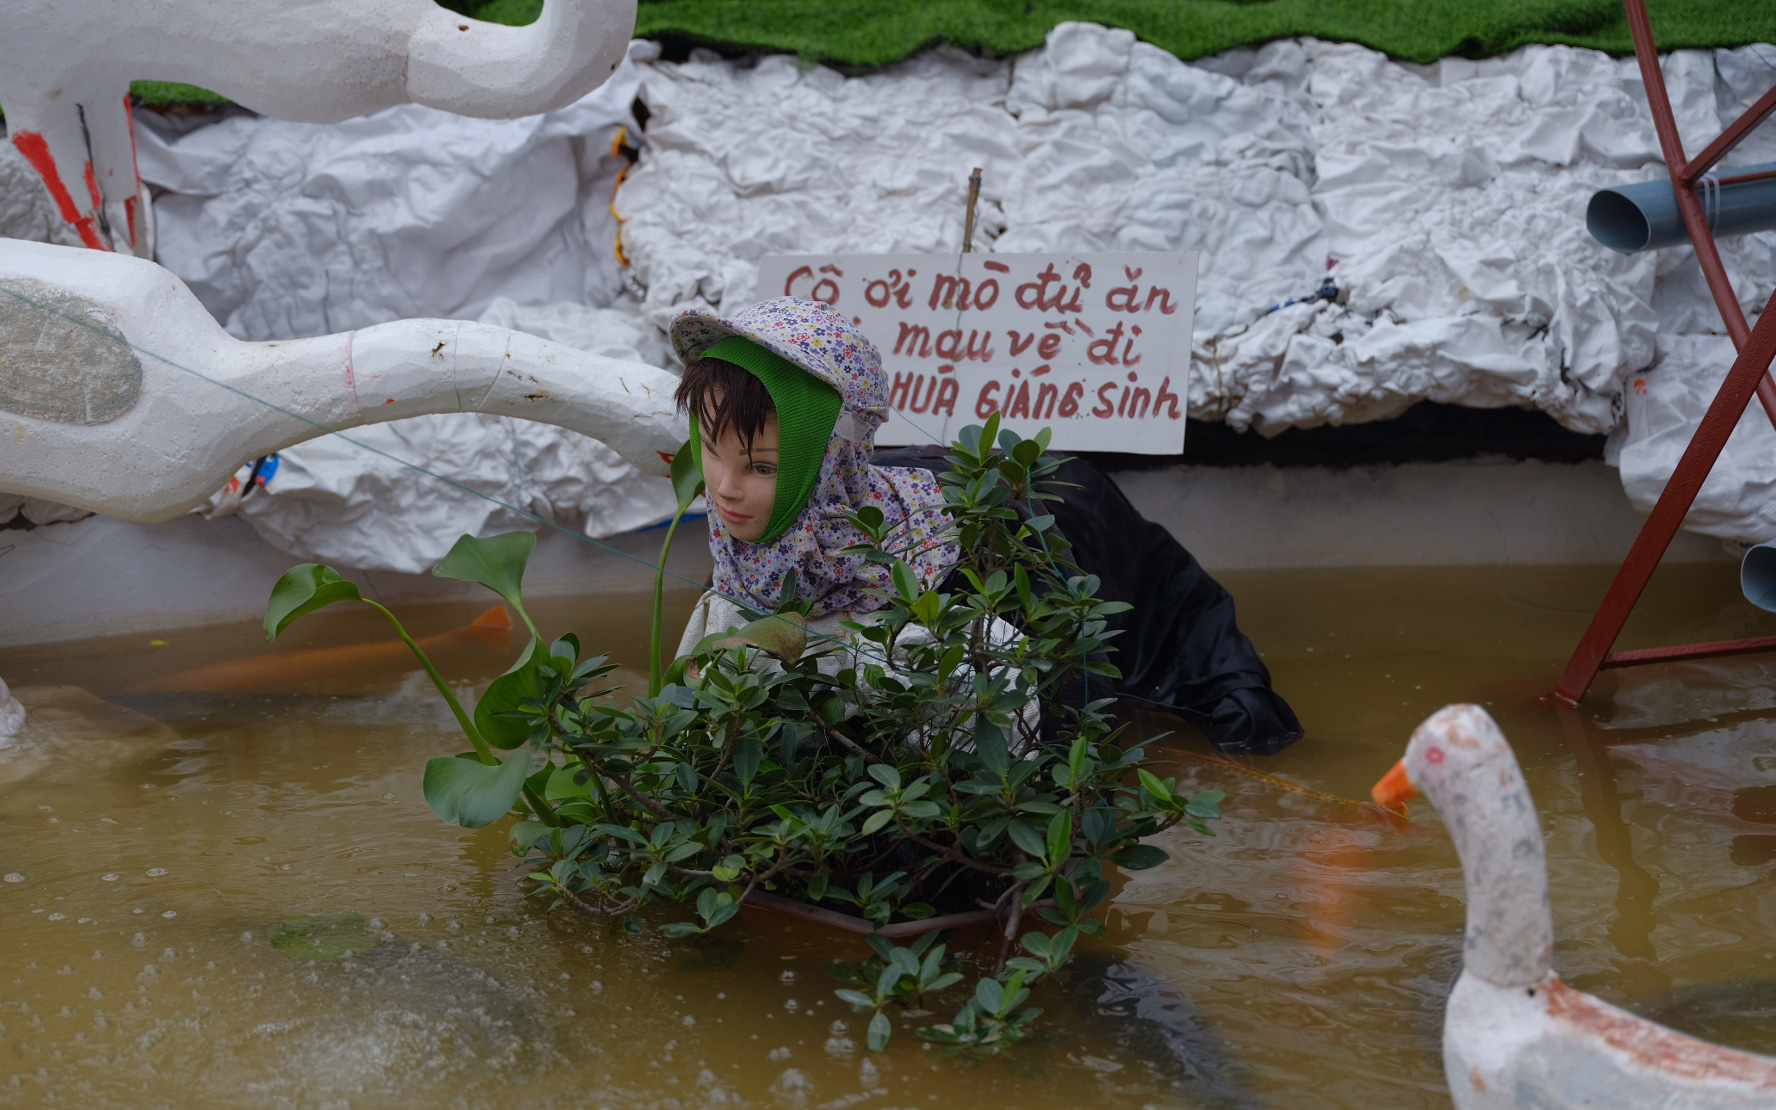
(754, 252, 1196, 452)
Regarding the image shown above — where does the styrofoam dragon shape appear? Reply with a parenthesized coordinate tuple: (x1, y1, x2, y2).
(0, 239, 685, 521)
(0, 0, 637, 256)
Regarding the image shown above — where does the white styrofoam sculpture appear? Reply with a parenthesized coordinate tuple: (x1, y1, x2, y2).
(0, 0, 636, 256)
(0, 677, 24, 741)
(1375, 705, 1776, 1109)
(0, 238, 684, 520)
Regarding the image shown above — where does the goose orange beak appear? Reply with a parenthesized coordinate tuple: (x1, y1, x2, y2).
(1371, 759, 1418, 814)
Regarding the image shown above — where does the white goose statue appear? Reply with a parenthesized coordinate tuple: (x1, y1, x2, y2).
(0, 238, 685, 520)
(1373, 704, 1776, 1108)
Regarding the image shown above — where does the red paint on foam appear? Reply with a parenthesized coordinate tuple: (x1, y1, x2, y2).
(343, 332, 360, 406)
(124, 93, 142, 249)
(11, 131, 107, 250)
(82, 158, 102, 210)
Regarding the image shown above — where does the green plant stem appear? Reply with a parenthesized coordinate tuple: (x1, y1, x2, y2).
(649, 503, 693, 697)
(362, 599, 496, 764)
(513, 604, 541, 644)
(522, 782, 560, 826)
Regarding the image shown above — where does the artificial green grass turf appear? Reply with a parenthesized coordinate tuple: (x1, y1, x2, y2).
(129, 81, 231, 106)
(127, 0, 1773, 105)
(453, 0, 1771, 66)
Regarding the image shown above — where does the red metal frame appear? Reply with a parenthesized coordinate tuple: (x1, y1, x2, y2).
(1553, 0, 1776, 706)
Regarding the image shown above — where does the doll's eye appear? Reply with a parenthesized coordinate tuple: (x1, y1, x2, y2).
(753, 462, 778, 476)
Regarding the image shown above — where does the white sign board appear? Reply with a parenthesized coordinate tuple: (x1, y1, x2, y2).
(754, 252, 1196, 452)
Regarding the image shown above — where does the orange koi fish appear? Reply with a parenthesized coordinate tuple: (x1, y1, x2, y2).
(127, 606, 512, 693)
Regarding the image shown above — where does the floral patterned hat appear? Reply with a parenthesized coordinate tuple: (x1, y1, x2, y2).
(669, 297, 888, 428)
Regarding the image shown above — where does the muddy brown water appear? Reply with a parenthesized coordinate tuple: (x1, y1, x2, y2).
(5, 563, 1776, 1108)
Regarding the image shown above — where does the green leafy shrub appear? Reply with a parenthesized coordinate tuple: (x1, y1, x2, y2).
(265, 417, 1222, 1052)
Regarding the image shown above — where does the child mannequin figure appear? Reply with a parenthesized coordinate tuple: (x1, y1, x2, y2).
(670, 298, 1301, 756)
(670, 298, 960, 677)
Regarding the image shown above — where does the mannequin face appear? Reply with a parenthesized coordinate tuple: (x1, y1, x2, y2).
(699, 391, 779, 543)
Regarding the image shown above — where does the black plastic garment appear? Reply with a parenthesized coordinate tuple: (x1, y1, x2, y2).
(874, 446, 1303, 755)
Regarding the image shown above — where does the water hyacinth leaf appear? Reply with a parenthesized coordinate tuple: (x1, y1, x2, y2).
(423, 750, 531, 828)
(508, 820, 552, 855)
(433, 531, 536, 611)
(264, 564, 361, 640)
(271, 913, 377, 960)
(670, 439, 706, 511)
(544, 763, 590, 801)
(1110, 843, 1170, 871)
(474, 636, 549, 749)
(710, 611, 807, 665)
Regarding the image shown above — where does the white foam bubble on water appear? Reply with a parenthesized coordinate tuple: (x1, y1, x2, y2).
(823, 1035, 856, 1058)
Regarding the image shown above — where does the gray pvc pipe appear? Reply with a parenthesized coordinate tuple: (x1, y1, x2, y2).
(1587, 161, 1776, 254)
(1741, 542, 1776, 612)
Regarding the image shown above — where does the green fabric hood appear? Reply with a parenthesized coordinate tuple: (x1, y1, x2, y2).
(687, 336, 842, 546)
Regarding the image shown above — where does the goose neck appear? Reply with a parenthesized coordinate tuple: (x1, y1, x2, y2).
(1435, 746, 1554, 988)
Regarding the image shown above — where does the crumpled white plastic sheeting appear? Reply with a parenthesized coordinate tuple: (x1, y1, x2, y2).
(0, 494, 90, 527)
(210, 297, 681, 573)
(0, 139, 83, 248)
(133, 40, 659, 340)
(1611, 333, 1776, 546)
(1601, 44, 1776, 544)
(1222, 42, 1673, 434)
(621, 47, 1016, 317)
(616, 22, 1776, 438)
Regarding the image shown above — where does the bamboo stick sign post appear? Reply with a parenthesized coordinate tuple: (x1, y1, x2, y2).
(755, 252, 1197, 452)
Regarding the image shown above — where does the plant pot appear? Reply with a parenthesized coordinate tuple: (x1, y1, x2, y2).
(738, 890, 1051, 950)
